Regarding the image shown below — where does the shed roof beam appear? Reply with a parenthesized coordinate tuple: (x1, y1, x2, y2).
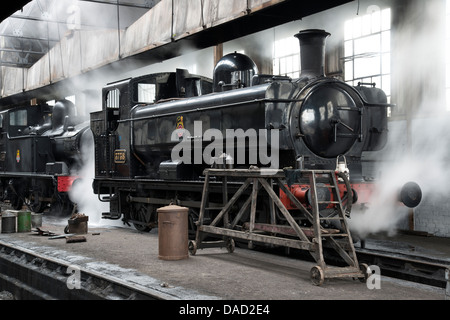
(9, 14, 107, 29)
(0, 48, 45, 55)
(0, 61, 33, 68)
(76, 0, 155, 9)
(0, 34, 59, 43)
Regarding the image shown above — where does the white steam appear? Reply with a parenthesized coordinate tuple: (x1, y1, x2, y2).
(348, 1, 450, 238)
(68, 133, 123, 228)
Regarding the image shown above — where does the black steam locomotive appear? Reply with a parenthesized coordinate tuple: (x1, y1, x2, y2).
(92, 29, 421, 233)
(0, 99, 91, 214)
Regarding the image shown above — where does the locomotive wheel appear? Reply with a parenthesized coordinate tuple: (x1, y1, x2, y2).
(10, 194, 23, 210)
(131, 204, 153, 232)
(310, 266, 325, 286)
(26, 192, 46, 213)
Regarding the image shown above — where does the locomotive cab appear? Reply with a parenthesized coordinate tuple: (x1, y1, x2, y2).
(91, 69, 213, 181)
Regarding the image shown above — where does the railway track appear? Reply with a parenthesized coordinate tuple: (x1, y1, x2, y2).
(0, 241, 177, 300)
(355, 247, 450, 290)
(254, 240, 450, 293)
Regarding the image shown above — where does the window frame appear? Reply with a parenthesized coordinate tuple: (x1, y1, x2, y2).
(343, 8, 392, 105)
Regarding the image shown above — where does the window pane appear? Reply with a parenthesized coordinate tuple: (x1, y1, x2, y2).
(354, 56, 380, 78)
(280, 57, 286, 75)
(372, 10, 381, 33)
(353, 16, 362, 38)
(345, 61, 354, 81)
(362, 14, 372, 36)
(273, 60, 279, 75)
(10, 110, 27, 126)
(382, 53, 391, 74)
(345, 40, 353, 56)
(286, 56, 293, 74)
(106, 89, 120, 109)
(372, 76, 381, 88)
(344, 20, 353, 40)
(382, 75, 391, 96)
(354, 34, 380, 55)
(381, 8, 391, 31)
(137, 83, 156, 104)
(293, 54, 300, 73)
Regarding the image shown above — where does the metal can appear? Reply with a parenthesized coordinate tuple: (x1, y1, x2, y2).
(1, 211, 17, 234)
(157, 205, 189, 261)
(18, 211, 31, 233)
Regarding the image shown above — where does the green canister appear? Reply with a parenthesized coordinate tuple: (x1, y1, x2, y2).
(17, 211, 31, 233)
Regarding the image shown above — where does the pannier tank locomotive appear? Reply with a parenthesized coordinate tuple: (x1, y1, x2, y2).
(92, 29, 422, 234)
(0, 99, 92, 213)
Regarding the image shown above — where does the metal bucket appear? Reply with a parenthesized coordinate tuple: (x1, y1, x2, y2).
(157, 205, 189, 261)
(18, 211, 31, 233)
(1, 211, 17, 234)
(31, 213, 43, 228)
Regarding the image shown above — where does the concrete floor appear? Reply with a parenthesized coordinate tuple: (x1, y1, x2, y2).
(0, 215, 447, 300)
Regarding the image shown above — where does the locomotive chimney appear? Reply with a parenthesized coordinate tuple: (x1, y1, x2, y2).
(295, 29, 330, 79)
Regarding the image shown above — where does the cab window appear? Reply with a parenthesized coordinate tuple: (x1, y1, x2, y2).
(10, 109, 27, 126)
(136, 83, 156, 104)
(106, 89, 120, 109)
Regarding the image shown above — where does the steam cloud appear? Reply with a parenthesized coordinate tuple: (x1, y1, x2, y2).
(68, 133, 119, 227)
(348, 1, 450, 238)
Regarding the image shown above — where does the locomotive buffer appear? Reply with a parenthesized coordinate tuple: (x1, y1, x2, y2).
(189, 168, 368, 286)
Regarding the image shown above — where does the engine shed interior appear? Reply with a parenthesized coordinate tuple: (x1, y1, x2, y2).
(0, 0, 448, 252)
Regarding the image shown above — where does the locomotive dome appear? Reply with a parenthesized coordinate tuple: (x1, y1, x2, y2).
(213, 52, 259, 92)
(52, 99, 76, 130)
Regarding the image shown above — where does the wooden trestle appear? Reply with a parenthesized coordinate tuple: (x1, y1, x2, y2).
(188, 168, 368, 286)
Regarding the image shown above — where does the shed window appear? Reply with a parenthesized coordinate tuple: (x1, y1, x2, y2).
(344, 7, 391, 113)
(273, 37, 300, 78)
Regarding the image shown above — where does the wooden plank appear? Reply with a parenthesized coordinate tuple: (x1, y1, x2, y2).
(230, 196, 252, 228)
(199, 225, 314, 251)
(195, 171, 210, 244)
(203, 168, 285, 178)
(310, 172, 326, 268)
(243, 223, 340, 238)
(249, 179, 258, 233)
(209, 178, 252, 227)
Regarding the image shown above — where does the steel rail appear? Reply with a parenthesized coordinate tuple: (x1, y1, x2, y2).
(0, 240, 175, 300)
(354, 247, 450, 290)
